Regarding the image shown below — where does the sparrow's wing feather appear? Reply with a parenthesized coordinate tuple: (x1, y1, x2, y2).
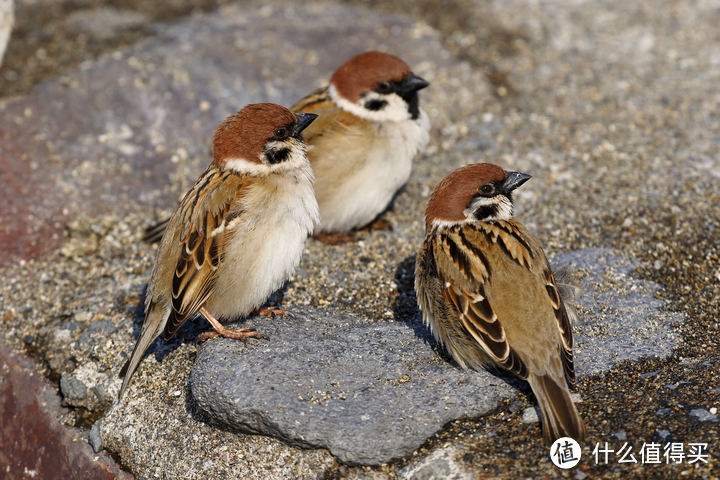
(163, 167, 247, 339)
(291, 86, 332, 114)
(142, 218, 170, 244)
(544, 269, 576, 386)
(433, 227, 529, 379)
(291, 87, 371, 146)
(504, 219, 577, 387)
(291, 87, 334, 144)
(479, 221, 536, 267)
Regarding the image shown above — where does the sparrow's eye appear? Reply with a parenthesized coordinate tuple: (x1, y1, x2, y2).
(375, 81, 393, 94)
(274, 127, 290, 140)
(479, 184, 495, 196)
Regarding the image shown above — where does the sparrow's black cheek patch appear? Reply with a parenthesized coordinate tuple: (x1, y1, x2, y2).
(266, 148, 290, 164)
(473, 205, 499, 221)
(365, 99, 388, 111)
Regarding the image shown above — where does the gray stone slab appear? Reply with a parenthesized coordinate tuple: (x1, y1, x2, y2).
(190, 308, 517, 466)
(190, 248, 681, 465)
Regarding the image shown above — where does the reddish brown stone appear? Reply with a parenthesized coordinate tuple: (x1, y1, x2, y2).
(0, 341, 133, 479)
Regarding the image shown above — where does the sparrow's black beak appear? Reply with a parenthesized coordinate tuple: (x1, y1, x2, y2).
(294, 113, 318, 135)
(503, 171, 532, 193)
(399, 73, 430, 94)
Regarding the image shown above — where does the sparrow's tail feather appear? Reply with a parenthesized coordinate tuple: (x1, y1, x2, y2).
(528, 373, 587, 443)
(142, 218, 170, 244)
(554, 264, 582, 328)
(118, 302, 167, 399)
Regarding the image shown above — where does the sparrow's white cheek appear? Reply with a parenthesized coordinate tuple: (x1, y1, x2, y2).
(329, 84, 411, 123)
(224, 158, 274, 176)
(465, 196, 514, 222)
(262, 140, 310, 172)
(225, 142, 310, 177)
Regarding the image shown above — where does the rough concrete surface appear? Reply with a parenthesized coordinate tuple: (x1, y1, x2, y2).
(555, 248, 682, 376)
(0, 0, 718, 478)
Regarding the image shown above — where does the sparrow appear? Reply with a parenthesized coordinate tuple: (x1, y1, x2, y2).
(414, 163, 586, 443)
(0, 0, 13, 66)
(142, 51, 430, 245)
(119, 104, 320, 399)
(292, 50, 430, 243)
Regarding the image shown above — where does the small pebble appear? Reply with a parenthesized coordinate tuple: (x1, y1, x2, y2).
(521, 407, 539, 424)
(689, 409, 718, 423)
(88, 420, 103, 453)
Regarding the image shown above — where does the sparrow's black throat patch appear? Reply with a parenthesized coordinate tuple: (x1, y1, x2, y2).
(369, 81, 422, 119)
(401, 91, 421, 120)
(473, 205, 499, 221)
(266, 147, 291, 164)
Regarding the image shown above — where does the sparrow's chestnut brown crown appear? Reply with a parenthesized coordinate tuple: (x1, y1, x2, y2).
(212, 103, 314, 167)
(424, 163, 531, 230)
(330, 51, 427, 103)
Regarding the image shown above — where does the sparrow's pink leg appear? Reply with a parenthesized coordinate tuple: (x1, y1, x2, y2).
(198, 306, 261, 342)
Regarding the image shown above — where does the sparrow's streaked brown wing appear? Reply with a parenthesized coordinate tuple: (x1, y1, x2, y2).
(119, 166, 246, 397)
(291, 87, 334, 144)
(137, 89, 334, 247)
(500, 219, 576, 387)
(291, 86, 372, 147)
(163, 166, 248, 339)
(431, 223, 530, 379)
(543, 268, 576, 386)
(141, 218, 169, 244)
(432, 220, 577, 385)
(291, 86, 332, 115)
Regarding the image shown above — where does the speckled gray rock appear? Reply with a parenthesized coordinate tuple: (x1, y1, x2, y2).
(190, 249, 681, 465)
(397, 446, 472, 480)
(60, 373, 88, 402)
(521, 407, 539, 424)
(64, 7, 150, 41)
(190, 307, 517, 465)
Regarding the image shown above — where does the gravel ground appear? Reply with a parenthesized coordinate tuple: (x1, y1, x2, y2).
(1, 0, 719, 479)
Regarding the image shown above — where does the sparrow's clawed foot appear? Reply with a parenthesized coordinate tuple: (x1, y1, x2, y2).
(252, 306, 292, 317)
(198, 306, 261, 342)
(314, 232, 357, 245)
(366, 219, 392, 231)
(198, 327, 261, 342)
